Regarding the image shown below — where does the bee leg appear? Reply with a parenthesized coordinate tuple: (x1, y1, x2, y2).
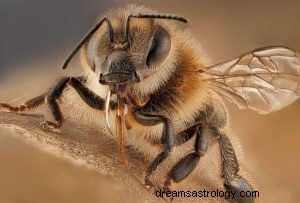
(217, 132, 255, 203)
(1, 76, 104, 131)
(68, 77, 105, 110)
(206, 105, 254, 203)
(133, 109, 175, 189)
(0, 94, 46, 112)
(41, 77, 71, 131)
(164, 124, 208, 189)
(43, 77, 105, 132)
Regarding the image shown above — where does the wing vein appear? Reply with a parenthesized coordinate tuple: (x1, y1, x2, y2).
(207, 83, 248, 105)
(202, 72, 299, 82)
(257, 88, 270, 105)
(200, 46, 300, 113)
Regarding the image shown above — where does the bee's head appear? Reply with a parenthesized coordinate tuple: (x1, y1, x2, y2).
(98, 49, 140, 87)
(62, 5, 188, 93)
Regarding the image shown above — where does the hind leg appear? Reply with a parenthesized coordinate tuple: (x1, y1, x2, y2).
(217, 132, 255, 203)
(207, 109, 255, 203)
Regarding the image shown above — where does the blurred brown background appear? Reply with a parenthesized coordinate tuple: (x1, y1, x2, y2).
(0, 0, 299, 202)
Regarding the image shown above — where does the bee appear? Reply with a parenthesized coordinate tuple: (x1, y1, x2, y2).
(1, 4, 299, 203)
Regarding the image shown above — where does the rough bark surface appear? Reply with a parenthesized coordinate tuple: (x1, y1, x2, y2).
(0, 88, 253, 202)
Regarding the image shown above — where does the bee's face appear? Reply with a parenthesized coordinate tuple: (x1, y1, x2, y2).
(85, 18, 171, 89)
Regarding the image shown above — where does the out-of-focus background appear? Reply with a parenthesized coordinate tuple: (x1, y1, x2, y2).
(0, 0, 299, 202)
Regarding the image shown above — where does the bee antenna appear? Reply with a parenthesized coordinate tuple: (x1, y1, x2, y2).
(133, 14, 188, 23)
(125, 13, 188, 45)
(62, 17, 114, 69)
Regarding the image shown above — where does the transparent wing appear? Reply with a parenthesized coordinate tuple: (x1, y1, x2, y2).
(202, 46, 300, 114)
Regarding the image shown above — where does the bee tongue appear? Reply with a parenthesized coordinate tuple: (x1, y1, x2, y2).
(105, 90, 114, 136)
(116, 93, 129, 165)
(104, 87, 129, 165)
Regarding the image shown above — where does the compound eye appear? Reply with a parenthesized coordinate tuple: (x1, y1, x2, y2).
(146, 26, 171, 67)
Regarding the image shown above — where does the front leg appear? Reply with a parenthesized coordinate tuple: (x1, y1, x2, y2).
(133, 109, 175, 188)
(1, 76, 105, 131)
(44, 77, 106, 131)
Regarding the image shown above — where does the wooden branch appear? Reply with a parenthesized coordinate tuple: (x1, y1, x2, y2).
(0, 105, 254, 202)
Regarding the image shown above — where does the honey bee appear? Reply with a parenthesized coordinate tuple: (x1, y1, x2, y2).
(1, 4, 299, 203)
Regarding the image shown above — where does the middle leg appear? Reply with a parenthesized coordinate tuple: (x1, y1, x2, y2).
(164, 124, 208, 188)
(133, 109, 175, 188)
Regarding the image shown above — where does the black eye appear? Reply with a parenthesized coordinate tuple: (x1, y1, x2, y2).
(146, 26, 171, 67)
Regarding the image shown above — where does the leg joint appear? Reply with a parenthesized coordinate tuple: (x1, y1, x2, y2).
(47, 77, 70, 101)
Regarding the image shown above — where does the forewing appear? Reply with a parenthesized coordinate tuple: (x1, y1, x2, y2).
(202, 47, 300, 114)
